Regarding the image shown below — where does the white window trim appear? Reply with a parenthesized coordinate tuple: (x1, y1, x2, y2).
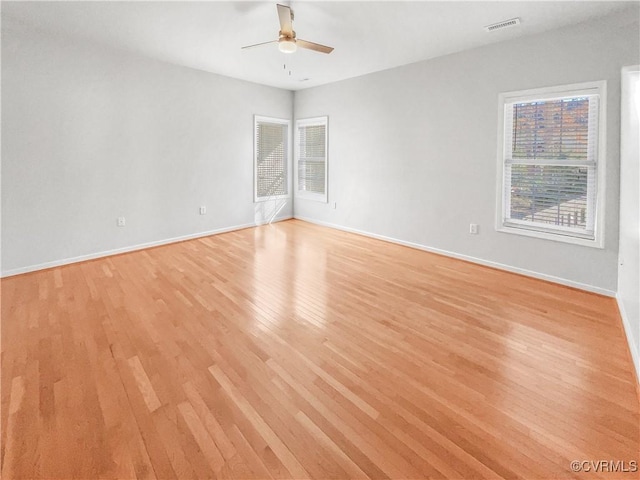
(495, 81, 607, 248)
(254, 115, 292, 203)
(295, 116, 328, 203)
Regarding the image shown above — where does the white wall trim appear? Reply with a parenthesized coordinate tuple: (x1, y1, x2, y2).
(294, 215, 616, 297)
(617, 294, 640, 384)
(294, 116, 329, 203)
(495, 80, 607, 249)
(254, 115, 292, 203)
(1, 215, 293, 278)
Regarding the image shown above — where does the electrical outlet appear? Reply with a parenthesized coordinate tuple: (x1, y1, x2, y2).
(117, 217, 126, 227)
(199, 206, 206, 215)
(469, 223, 479, 235)
(332, 202, 337, 209)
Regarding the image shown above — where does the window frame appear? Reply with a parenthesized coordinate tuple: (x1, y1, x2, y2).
(495, 81, 607, 248)
(295, 116, 329, 203)
(254, 115, 291, 203)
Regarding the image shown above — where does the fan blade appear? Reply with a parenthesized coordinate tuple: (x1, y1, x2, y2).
(297, 39, 334, 54)
(277, 4, 293, 36)
(241, 40, 277, 50)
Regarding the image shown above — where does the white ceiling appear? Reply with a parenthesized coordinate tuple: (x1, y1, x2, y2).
(3, 1, 636, 91)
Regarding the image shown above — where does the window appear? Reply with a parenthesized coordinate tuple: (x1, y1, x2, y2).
(497, 82, 606, 247)
(295, 116, 328, 202)
(254, 116, 290, 202)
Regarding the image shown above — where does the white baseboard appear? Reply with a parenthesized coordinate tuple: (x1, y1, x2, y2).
(294, 215, 616, 297)
(3, 213, 615, 298)
(255, 213, 292, 226)
(1, 215, 293, 278)
(616, 295, 640, 384)
(272, 214, 293, 222)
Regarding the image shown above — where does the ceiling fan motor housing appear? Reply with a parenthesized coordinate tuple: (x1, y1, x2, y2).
(279, 31, 296, 41)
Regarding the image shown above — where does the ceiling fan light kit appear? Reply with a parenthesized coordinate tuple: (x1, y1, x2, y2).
(242, 4, 334, 55)
(278, 35, 297, 54)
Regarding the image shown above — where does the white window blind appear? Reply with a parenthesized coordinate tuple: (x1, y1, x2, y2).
(296, 117, 328, 202)
(254, 116, 289, 201)
(500, 83, 604, 245)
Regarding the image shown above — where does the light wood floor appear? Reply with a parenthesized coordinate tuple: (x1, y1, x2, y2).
(2, 219, 638, 479)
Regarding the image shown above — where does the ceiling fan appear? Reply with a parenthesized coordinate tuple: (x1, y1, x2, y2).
(242, 4, 334, 54)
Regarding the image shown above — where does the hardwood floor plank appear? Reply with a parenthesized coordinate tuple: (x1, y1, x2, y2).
(128, 356, 163, 413)
(226, 423, 275, 480)
(209, 364, 311, 480)
(294, 410, 370, 480)
(182, 381, 237, 461)
(1, 219, 638, 479)
(177, 401, 225, 474)
(1, 376, 25, 479)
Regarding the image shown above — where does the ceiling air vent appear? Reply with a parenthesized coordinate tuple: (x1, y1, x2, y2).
(484, 17, 521, 32)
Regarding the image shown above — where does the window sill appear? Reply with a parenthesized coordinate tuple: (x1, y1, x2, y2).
(496, 225, 603, 249)
(295, 193, 328, 203)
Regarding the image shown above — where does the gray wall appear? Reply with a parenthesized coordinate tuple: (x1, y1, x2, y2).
(618, 66, 640, 380)
(1, 18, 293, 275)
(294, 8, 640, 294)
